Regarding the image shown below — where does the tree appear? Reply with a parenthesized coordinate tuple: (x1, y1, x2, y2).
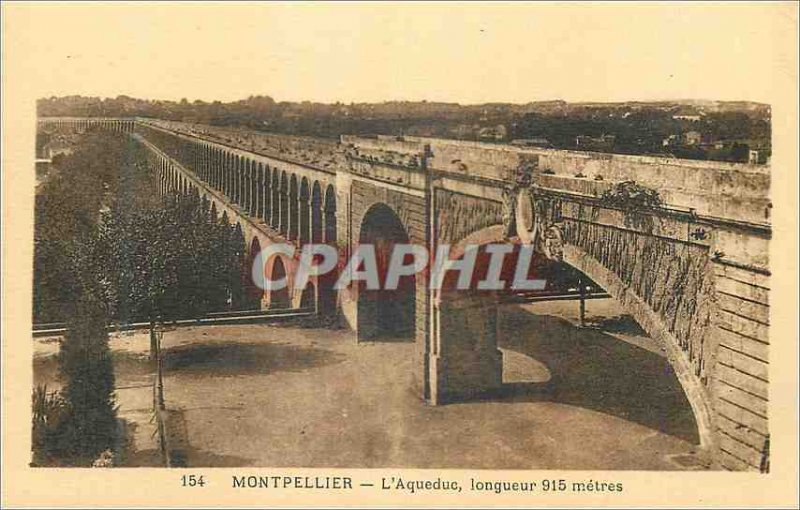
(59, 294, 117, 461)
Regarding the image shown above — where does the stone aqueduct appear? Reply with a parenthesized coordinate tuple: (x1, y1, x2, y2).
(37, 117, 771, 471)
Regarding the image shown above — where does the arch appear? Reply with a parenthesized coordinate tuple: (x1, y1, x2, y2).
(245, 159, 254, 214)
(257, 163, 266, 219)
(224, 152, 232, 198)
(299, 283, 316, 311)
(240, 158, 249, 210)
(225, 152, 232, 197)
(357, 202, 415, 341)
(324, 184, 337, 245)
(229, 222, 247, 310)
(261, 164, 270, 223)
(558, 241, 714, 449)
(214, 149, 220, 188)
(271, 169, 280, 229)
(246, 237, 265, 309)
(289, 174, 299, 240)
(299, 177, 311, 246)
(250, 160, 259, 217)
(267, 256, 291, 309)
(279, 171, 288, 236)
(235, 155, 243, 205)
(311, 181, 323, 244)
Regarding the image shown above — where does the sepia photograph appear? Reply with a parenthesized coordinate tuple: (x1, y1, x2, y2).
(3, 2, 798, 508)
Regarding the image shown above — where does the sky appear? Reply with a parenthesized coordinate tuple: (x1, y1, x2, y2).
(3, 2, 797, 105)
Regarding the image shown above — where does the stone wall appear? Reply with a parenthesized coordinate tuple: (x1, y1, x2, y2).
(708, 262, 770, 471)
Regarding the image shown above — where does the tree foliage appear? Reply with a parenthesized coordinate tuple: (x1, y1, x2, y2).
(37, 95, 770, 162)
(98, 191, 248, 324)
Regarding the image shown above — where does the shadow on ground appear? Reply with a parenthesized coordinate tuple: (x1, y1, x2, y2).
(493, 306, 700, 445)
(33, 350, 152, 388)
(585, 314, 648, 335)
(119, 420, 163, 467)
(163, 341, 345, 376)
(166, 408, 252, 467)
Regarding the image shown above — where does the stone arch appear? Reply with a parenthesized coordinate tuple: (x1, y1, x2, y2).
(235, 155, 243, 205)
(356, 202, 415, 341)
(311, 181, 323, 244)
(289, 174, 299, 240)
(299, 177, 311, 246)
(459, 213, 713, 449)
(214, 148, 221, 188)
(271, 168, 280, 229)
(246, 159, 255, 214)
(230, 222, 247, 310)
(299, 283, 316, 311)
(246, 237, 265, 309)
(225, 152, 233, 199)
(324, 184, 337, 245)
(279, 171, 289, 236)
(250, 160, 259, 216)
(257, 163, 266, 219)
(266, 255, 291, 310)
(555, 238, 715, 450)
(433, 223, 509, 305)
(239, 157, 248, 210)
(243, 159, 251, 214)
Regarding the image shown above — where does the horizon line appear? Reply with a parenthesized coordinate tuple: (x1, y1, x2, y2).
(36, 94, 771, 108)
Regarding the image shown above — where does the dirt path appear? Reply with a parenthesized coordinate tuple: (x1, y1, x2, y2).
(33, 299, 706, 470)
(153, 302, 703, 469)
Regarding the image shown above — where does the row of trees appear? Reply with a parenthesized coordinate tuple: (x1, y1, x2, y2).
(97, 191, 251, 326)
(34, 133, 253, 324)
(33, 131, 253, 465)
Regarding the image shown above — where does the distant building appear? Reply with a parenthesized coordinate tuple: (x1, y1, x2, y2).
(749, 149, 769, 165)
(684, 131, 702, 145)
(672, 107, 705, 122)
(575, 134, 615, 150)
(662, 134, 680, 147)
(703, 140, 727, 150)
(510, 138, 551, 148)
(478, 125, 507, 141)
(673, 114, 703, 122)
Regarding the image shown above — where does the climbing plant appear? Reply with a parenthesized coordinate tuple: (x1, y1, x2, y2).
(599, 180, 663, 232)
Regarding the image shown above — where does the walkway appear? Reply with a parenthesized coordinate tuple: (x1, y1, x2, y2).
(152, 301, 705, 469)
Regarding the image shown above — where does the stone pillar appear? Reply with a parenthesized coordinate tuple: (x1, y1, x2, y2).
(428, 292, 504, 404)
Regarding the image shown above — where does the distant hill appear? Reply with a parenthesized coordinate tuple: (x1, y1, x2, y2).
(37, 95, 770, 163)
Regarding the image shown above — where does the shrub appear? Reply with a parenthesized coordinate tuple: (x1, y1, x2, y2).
(599, 180, 662, 209)
(31, 385, 70, 465)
